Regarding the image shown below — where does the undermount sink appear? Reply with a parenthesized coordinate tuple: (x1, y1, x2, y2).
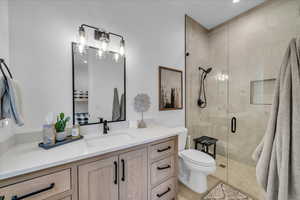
(85, 133, 135, 147)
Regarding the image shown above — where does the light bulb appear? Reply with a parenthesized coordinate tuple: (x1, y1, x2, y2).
(101, 41, 108, 52)
(78, 44, 85, 54)
(114, 53, 120, 62)
(119, 39, 125, 57)
(99, 31, 110, 52)
(98, 49, 104, 58)
(78, 26, 86, 46)
(233, 0, 240, 3)
(79, 35, 86, 45)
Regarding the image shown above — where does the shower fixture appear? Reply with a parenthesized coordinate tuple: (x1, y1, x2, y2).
(198, 66, 212, 108)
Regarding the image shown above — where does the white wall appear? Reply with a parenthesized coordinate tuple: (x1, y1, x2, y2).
(0, 0, 9, 62)
(8, 0, 185, 133)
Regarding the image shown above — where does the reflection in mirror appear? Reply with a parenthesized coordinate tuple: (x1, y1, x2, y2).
(72, 43, 126, 125)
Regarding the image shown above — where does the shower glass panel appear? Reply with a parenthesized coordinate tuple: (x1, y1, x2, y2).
(226, 1, 300, 199)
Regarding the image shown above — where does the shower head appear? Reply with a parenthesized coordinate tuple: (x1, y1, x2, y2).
(206, 67, 212, 73)
(199, 66, 213, 74)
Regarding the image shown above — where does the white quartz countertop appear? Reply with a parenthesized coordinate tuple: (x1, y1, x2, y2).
(0, 126, 186, 180)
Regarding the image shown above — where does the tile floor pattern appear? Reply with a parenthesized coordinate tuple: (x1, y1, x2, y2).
(203, 182, 253, 200)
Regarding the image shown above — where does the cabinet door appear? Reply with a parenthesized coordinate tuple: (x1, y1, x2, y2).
(119, 148, 148, 200)
(78, 156, 119, 200)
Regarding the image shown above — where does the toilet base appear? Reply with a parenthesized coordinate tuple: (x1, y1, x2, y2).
(179, 170, 208, 194)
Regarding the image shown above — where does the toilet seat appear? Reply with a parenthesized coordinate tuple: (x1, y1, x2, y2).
(180, 149, 215, 167)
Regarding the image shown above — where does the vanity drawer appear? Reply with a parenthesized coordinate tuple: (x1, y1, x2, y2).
(0, 169, 71, 200)
(151, 156, 175, 186)
(150, 140, 175, 160)
(151, 178, 176, 200)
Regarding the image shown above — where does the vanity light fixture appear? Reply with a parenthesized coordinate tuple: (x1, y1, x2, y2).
(77, 24, 125, 62)
(233, 0, 240, 3)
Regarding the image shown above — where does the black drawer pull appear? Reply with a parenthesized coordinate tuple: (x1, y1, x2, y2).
(11, 183, 55, 200)
(157, 165, 171, 170)
(0, 196, 5, 200)
(114, 161, 118, 184)
(121, 159, 125, 181)
(157, 146, 171, 153)
(156, 187, 171, 198)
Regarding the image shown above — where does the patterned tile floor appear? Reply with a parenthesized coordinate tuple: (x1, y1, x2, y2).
(203, 182, 253, 200)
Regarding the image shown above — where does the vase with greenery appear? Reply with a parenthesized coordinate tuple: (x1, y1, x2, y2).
(55, 112, 70, 141)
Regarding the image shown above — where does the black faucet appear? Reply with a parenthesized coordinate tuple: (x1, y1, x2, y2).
(103, 120, 110, 134)
(99, 118, 110, 134)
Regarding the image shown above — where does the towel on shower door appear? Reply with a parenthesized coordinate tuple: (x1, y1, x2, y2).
(0, 77, 24, 126)
(252, 38, 300, 200)
(112, 88, 120, 121)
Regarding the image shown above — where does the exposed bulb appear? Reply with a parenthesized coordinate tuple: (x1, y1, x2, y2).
(78, 44, 85, 54)
(98, 49, 104, 58)
(114, 53, 120, 62)
(79, 35, 86, 45)
(119, 39, 125, 57)
(101, 41, 108, 52)
(78, 26, 86, 46)
(78, 26, 86, 54)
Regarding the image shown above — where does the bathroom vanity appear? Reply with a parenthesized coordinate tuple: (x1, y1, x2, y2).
(0, 127, 181, 200)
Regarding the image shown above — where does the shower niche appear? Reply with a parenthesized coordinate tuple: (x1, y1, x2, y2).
(250, 79, 276, 105)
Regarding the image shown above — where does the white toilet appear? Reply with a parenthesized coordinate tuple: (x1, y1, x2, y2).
(178, 129, 216, 193)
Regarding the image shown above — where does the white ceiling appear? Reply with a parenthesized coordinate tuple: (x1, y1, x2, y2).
(183, 0, 266, 29)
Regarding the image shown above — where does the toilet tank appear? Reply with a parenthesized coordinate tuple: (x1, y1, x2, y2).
(177, 128, 188, 152)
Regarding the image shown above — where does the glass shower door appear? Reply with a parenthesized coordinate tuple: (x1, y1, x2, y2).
(225, 1, 299, 197)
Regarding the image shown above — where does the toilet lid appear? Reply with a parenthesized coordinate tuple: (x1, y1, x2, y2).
(180, 149, 215, 167)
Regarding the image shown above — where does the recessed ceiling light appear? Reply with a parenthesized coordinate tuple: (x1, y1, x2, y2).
(233, 0, 240, 3)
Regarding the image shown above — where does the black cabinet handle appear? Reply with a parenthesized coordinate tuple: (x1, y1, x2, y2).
(0, 196, 5, 200)
(11, 183, 55, 200)
(157, 146, 171, 153)
(157, 165, 171, 170)
(114, 161, 118, 185)
(156, 187, 171, 198)
(231, 117, 237, 133)
(121, 159, 125, 181)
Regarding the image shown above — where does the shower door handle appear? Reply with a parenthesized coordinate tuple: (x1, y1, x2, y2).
(231, 117, 237, 133)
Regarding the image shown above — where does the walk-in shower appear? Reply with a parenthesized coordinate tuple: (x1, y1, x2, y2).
(185, 1, 300, 198)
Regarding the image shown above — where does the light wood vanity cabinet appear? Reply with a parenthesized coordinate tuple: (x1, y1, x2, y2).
(119, 148, 148, 200)
(78, 156, 119, 200)
(0, 136, 177, 200)
(78, 148, 148, 200)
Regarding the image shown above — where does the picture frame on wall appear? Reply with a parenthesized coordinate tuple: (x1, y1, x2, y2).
(159, 66, 183, 111)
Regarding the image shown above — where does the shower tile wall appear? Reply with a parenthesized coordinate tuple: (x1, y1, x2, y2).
(186, 0, 300, 166)
(186, 16, 229, 160)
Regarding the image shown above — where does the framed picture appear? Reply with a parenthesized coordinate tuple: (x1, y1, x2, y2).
(159, 66, 183, 111)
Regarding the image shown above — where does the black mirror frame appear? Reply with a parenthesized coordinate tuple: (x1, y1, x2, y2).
(71, 42, 126, 126)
